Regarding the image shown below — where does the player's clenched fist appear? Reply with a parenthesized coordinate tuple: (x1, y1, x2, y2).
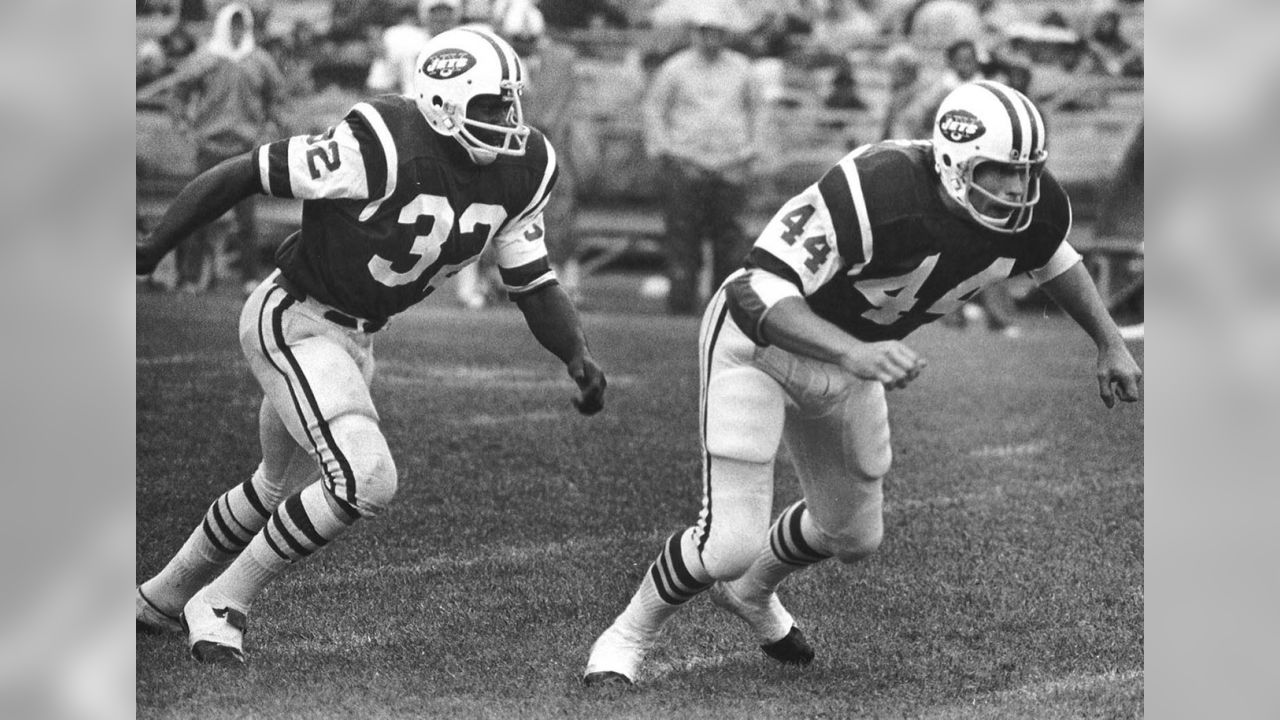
(838, 341, 926, 390)
(568, 354, 607, 415)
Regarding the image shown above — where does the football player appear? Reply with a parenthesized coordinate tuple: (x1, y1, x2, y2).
(135, 27, 607, 664)
(582, 80, 1142, 686)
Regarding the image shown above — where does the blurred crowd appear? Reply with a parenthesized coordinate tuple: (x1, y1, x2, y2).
(136, 0, 1143, 312)
(138, 0, 1144, 113)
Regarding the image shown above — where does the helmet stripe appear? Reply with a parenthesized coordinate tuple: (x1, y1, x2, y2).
(1011, 89, 1042, 156)
(459, 27, 510, 82)
(975, 80, 1026, 159)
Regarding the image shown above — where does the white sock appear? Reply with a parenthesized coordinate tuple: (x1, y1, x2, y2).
(734, 500, 833, 599)
(140, 469, 279, 615)
(202, 481, 354, 612)
(616, 527, 712, 637)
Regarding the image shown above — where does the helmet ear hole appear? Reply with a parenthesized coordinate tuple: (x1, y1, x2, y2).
(432, 95, 443, 108)
(942, 153, 952, 167)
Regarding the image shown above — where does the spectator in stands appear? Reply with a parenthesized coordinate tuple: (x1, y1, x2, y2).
(158, 18, 199, 71)
(137, 39, 169, 88)
(1083, 5, 1143, 78)
(421, 0, 462, 32)
(644, 12, 761, 315)
(904, 0, 983, 49)
(138, 2, 287, 295)
(904, 38, 982, 138)
(808, 0, 879, 58)
(368, 4, 430, 94)
(329, 0, 397, 43)
(504, 2, 586, 302)
(878, 43, 927, 139)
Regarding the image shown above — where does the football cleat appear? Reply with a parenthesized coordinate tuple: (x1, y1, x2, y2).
(181, 589, 247, 665)
(135, 586, 183, 635)
(760, 626, 815, 666)
(582, 621, 656, 687)
(581, 670, 634, 688)
(709, 580, 814, 665)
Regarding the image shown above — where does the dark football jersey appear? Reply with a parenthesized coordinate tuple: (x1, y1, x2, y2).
(727, 140, 1081, 343)
(253, 95, 559, 322)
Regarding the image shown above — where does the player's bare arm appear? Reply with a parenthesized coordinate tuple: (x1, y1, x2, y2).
(515, 284, 607, 415)
(1037, 261, 1143, 407)
(136, 152, 259, 276)
(760, 296, 926, 390)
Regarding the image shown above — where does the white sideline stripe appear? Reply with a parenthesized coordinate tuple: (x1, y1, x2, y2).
(137, 353, 237, 367)
(461, 410, 561, 426)
(996, 669, 1143, 704)
(967, 439, 1050, 459)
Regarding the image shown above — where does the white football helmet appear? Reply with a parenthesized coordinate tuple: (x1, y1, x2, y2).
(413, 27, 530, 165)
(932, 80, 1048, 233)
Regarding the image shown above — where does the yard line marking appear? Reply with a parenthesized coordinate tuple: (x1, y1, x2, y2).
(375, 363, 638, 389)
(136, 353, 222, 367)
(1001, 669, 1143, 702)
(459, 410, 562, 426)
(968, 439, 1050, 459)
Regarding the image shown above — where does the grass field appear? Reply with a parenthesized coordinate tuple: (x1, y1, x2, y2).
(136, 281, 1143, 719)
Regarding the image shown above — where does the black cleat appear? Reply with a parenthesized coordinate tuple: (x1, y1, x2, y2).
(760, 626, 815, 665)
(189, 639, 246, 665)
(582, 671, 634, 687)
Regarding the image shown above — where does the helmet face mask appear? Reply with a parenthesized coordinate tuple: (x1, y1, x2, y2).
(414, 28, 530, 165)
(932, 81, 1048, 233)
(963, 157, 1044, 230)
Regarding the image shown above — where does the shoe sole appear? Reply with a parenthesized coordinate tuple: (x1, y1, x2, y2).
(190, 640, 246, 665)
(582, 671, 633, 687)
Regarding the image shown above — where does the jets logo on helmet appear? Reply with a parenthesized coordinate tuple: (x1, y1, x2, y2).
(422, 50, 476, 79)
(938, 110, 985, 143)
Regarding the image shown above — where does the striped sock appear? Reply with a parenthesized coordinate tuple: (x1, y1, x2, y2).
(740, 500, 833, 598)
(204, 481, 356, 612)
(140, 471, 278, 615)
(617, 527, 713, 636)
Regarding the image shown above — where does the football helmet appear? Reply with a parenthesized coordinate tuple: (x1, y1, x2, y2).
(413, 27, 530, 165)
(932, 80, 1047, 233)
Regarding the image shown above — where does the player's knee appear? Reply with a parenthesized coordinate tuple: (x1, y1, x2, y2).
(352, 447, 398, 516)
(854, 449, 891, 482)
(329, 416, 399, 516)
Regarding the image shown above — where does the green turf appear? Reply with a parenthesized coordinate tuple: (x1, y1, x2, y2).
(137, 285, 1143, 719)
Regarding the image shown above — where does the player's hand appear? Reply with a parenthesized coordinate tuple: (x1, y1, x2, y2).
(136, 234, 164, 276)
(840, 341, 927, 390)
(1097, 344, 1142, 408)
(567, 354, 607, 415)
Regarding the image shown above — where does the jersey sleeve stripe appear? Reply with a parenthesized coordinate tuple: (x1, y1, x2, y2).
(350, 103, 398, 221)
(820, 153, 873, 273)
(262, 140, 294, 198)
(500, 259, 558, 299)
(1029, 240, 1083, 284)
(725, 268, 803, 346)
(745, 247, 804, 292)
(509, 138, 558, 228)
